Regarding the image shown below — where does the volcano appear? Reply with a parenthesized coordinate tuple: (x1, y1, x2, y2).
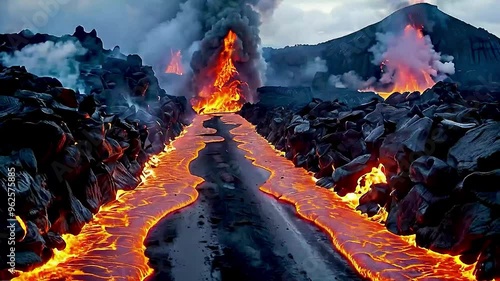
(264, 3, 500, 96)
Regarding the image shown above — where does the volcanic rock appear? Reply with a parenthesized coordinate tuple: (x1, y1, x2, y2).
(379, 117, 433, 173)
(415, 202, 493, 256)
(387, 184, 451, 235)
(447, 122, 500, 176)
(409, 156, 458, 195)
(332, 154, 376, 196)
(458, 169, 500, 209)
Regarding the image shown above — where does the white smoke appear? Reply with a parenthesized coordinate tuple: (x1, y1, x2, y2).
(0, 40, 87, 90)
(369, 25, 455, 87)
(304, 56, 328, 79)
(329, 71, 377, 89)
(138, 0, 203, 74)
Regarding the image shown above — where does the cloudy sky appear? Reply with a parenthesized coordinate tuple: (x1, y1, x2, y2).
(0, 0, 498, 51)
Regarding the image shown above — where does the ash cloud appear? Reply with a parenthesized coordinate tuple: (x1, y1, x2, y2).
(0, 40, 87, 91)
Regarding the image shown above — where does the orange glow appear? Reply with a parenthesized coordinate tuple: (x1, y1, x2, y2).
(14, 116, 223, 281)
(341, 163, 388, 223)
(165, 49, 184, 75)
(365, 24, 436, 99)
(15, 216, 27, 241)
(221, 113, 476, 281)
(191, 30, 247, 114)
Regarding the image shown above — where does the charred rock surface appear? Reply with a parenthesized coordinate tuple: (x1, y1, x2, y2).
(0, 27, 188, 277)
(240, 81, 500, 280)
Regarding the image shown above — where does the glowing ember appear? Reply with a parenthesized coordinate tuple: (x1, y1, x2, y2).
(365, 24, 436, 99)
(165, 49, 184, 75)
(191, 30, 247, 114)
(15, 216, 27, 240)
(222, 113, 476, 281)
(14, 116, 222, 281)
(341, 163, 388, 223)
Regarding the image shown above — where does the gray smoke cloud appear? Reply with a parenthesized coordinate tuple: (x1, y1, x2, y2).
(178, 0, 281, 103)
(0, 40, 87, 91)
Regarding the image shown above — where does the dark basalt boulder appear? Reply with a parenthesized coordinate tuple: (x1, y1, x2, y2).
(379, 117, 433, 173)
(458, 169, 500, 209)
(387, 184, 451, 235)
(409, 156, 458, 195)
(415, 202, 493, 256)
(332, 154, 376, 196)
(448, 122, 500, 177)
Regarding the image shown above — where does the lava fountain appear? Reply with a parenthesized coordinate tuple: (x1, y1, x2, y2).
(222, 113, 476, 281)
(191, 30, 248, 114)
(13, 116, 222, 281)
(365, 24, 443, 99)
(165, 49, 184, 75)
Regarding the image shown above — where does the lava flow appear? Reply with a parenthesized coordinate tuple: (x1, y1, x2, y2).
(222, 113, 476, 281)
(165, 49, 184, 75)
(366, 24, 436, 99)
(14, 115, 222, 281)
(191, 30, 247, 114)
(341, 164, 389, 223)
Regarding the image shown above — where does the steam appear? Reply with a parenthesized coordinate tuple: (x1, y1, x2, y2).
(329, 25, 455, 92)
(369, 25, 455, 86)
(329, 71, 377, 89)
(0, 40, 87, 91)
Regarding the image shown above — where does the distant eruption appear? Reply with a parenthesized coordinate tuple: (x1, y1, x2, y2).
(363, 23, 455, 98)
(165, 49, 183, 75)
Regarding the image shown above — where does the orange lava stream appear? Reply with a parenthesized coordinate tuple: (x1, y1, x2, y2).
(191, 30, 246, 114)
(165, 49, 183, 75)
(221, 113, 476, 281)
(14, 115, 222, 281)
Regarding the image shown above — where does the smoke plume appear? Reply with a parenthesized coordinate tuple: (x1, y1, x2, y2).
(0, 40, 87, 91)
(369, 25, 455, 88)
(177, 0, 280, 102)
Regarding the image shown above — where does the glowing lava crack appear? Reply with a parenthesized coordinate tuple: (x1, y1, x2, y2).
(14, 115, 223, 281)
(221, 114, 476, 281)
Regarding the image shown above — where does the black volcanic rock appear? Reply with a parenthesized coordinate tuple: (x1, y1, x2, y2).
(409, 156, 458, 195)
(447, 122, 500, 176)
(379, 117, 433, 173)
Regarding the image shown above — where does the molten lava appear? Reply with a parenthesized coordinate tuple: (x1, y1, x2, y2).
(222, 113, 476, 281)
(342, 164, 389, 223)
(165, 49, 184, 75)
(14, 116, 222, 281)
(191, 30, 247, 114)
(366, 24, 436, 99)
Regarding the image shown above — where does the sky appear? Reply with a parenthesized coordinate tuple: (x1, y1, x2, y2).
(0, 0, 498, 51)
